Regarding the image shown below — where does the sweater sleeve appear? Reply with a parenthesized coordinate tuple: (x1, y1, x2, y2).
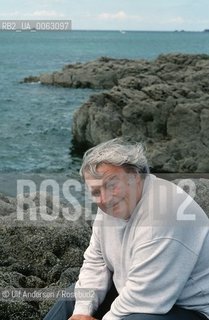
(103, 237, 198, 320)
(73, 219, 112, 316)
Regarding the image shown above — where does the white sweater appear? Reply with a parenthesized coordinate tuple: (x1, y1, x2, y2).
(73, 174, 209, 319)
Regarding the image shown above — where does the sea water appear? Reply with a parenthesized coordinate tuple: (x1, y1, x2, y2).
(1, 30, 209, 175)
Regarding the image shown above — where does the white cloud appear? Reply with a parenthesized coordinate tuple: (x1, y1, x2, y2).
(28, 10, 65, 18)
(45, 0, 64, 2)
(151, 15, 186, 27)
(26, 0, 65, 3)
(196, 18, 209, 24)
(168, 16, 185, 24)
(0, 10, 65, 19)
(98, 11, 127, 20)
(0, 11, 21, 17)
(97, 11, 143, 21)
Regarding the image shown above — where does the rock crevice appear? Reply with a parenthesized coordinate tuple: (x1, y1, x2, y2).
(23, 54, 209, 172)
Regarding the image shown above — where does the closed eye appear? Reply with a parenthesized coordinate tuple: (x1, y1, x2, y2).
(91, 189, 101, 197)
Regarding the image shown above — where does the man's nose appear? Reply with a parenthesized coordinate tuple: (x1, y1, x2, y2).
(97, 189, 112, 206)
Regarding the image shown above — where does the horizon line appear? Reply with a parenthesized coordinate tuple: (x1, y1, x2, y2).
(71, 29, 207, 32)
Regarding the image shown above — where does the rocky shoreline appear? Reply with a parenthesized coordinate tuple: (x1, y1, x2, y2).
(5, 53, 208, 318)
(0, 192, 91, 319)
(0, 178, 209, 319)
(24, 53, 209, 173)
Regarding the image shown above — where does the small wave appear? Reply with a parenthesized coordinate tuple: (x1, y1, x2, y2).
(27, 81, 41, 85)
(41, 127, 70, 136)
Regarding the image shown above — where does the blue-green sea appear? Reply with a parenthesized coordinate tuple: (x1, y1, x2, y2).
(1, 30, 209, 174)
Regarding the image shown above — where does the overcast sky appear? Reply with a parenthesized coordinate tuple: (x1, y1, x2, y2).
(1, 0, 209, 31)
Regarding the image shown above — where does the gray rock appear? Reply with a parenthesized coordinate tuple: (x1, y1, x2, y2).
(0, 176, 209, 318)
(0, 301, 40, 320)
(173, 178, 209, 218)
(0, 193, 16, 216)
(21, 75, 40, 83)
(22, 54, 209, 173)
(0, 192, 91, 319)
(23, 56, 150, 89)
(70, 54, 209, 173)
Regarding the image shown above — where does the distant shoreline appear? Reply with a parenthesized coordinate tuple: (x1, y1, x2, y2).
(1, 29, 208, 33)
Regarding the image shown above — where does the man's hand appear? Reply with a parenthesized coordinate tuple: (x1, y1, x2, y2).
(68, 315, 97, 320)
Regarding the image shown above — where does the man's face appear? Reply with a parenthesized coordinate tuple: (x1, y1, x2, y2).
(84, 163, 143, 220)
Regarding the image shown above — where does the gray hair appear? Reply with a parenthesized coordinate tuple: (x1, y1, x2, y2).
(80, 138, 149, 179)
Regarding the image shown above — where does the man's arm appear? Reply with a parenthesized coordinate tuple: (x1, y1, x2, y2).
(72, 218, 112, 317)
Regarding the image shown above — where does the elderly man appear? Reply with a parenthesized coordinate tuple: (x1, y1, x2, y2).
(44, 138, 209, 320)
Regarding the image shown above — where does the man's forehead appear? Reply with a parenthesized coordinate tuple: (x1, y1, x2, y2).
(84, 163, 125, 180)
(85, 177, 103, 190)
(84, 172, 116, 187)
